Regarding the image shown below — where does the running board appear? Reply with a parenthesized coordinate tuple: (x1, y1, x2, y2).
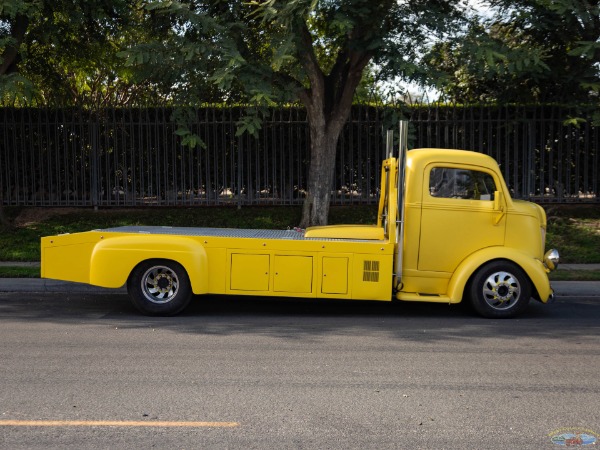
(396, 292, 459, 304)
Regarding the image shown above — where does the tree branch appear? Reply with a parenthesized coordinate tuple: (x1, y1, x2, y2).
(327, 49, 373, 135)
(294, 19, 325, 108)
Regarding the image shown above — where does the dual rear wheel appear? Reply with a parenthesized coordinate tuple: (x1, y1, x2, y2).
(127, 259, 193, 316)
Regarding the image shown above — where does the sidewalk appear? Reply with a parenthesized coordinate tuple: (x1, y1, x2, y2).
(0, 262, 598, 296)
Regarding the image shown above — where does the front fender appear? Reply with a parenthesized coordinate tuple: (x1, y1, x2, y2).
(447, 247, 553, 304)
(90, 235, 208, 293)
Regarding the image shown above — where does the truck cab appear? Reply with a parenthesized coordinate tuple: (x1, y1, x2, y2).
(392, 148, 558, 317)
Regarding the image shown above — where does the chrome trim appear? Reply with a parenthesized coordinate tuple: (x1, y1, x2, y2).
(394, 121, 408, 288)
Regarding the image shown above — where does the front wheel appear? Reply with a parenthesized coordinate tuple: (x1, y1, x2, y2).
(127, 260, 192, 316)
(467, 261, 532, 319)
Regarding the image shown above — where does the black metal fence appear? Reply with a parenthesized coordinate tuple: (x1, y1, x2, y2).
(1, 104, 598, 207)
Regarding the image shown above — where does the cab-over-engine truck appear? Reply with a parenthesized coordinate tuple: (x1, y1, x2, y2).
(41, 124, 559, 318)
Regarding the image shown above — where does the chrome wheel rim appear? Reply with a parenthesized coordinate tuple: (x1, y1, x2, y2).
(141, 265, 179, 304)
(482, 271, 521, 310)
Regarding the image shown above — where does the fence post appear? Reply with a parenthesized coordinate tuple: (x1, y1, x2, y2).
(237, 133, 242, 210)
(91, 122, 99, 211)
(527, 121, 535, 200)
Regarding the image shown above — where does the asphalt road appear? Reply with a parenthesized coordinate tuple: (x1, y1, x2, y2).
(1, 291, 599, 449)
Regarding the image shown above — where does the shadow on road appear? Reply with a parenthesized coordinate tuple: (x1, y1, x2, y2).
(1, 291, 599, 345)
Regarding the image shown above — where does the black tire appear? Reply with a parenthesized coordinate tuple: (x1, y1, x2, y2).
(467, 261, 532, 319)
(127, 259, 192, 316)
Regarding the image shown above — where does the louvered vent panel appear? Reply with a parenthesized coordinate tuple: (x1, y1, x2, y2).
(363, 260, 380, 282)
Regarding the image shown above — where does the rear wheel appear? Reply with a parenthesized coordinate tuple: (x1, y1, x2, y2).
(127, 260, 192, 316)
(468, 261, 531, 318)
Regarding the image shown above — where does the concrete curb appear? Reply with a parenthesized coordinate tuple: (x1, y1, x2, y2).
(0, 278, 126, 294)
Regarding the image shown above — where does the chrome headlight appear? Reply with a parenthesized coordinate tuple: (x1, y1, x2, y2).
(544, 249, 560, 271)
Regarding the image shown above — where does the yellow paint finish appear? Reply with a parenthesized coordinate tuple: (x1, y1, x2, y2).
(419, 201, 505, 272)
(305, 224, 385, 240)
(351, 254, 394, 300)
(89, 234, 208, 293)
(41, 233, 103, 283)
(230, 253, 270, 291)
(505, 200, 546, 260)
(274, 255, 313, 293)
(42, 242, 95, 284)
(399, 269, 451, 296)
(205, 247, 226, 293)
(226, 250, 321, 298)
(321, 256, 349, 295)
(400, 202, 422, 272)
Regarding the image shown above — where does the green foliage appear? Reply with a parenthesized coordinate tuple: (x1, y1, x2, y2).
(121, 0, 470, 120)
(0, 0, 191, 107)
(550, 269, 600, 281)
(545, 205, 600, 264)
(0, 72, 35, 105)
(426, 0, 600, 103)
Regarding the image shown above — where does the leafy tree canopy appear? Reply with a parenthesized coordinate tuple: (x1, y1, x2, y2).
(120, 0, 470, 226)
(0, 0, 208, 106)
(425, 0, 600, 103)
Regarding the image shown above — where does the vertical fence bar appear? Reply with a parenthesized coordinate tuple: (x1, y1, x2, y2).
(91, 122, 98, 209)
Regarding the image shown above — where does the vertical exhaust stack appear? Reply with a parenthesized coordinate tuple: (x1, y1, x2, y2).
(395, 121, 408, 290)
(386, 129, 394, 159)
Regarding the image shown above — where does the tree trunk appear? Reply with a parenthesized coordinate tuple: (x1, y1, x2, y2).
(300, 126, 340, 228)
(291, 19, 373, 228)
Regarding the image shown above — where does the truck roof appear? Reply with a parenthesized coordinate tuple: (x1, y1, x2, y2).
(409, 148, 500, 169)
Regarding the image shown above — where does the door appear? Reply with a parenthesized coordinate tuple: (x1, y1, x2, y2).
(418, 164, 506, 273)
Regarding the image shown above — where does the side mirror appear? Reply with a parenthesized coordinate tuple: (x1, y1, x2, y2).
(493, 191, 504, 211)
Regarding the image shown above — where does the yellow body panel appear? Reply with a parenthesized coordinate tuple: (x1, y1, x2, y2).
(41, 148, 555, 309)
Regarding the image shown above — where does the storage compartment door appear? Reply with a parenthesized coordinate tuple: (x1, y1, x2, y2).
(321, 257, 348, 294)
(230, 253, 270, 291)
(274, 255, 313, 293)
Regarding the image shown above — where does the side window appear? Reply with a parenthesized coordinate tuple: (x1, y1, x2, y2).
(429, 167, 496, 200)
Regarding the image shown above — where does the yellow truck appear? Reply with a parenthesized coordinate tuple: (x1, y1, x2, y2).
(41, 133, 559, 318)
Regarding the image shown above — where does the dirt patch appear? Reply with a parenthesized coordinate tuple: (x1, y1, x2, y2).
(12, 207, 138, 227)
(575, 218, 600, 235)
(13, 208, 78, 227)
